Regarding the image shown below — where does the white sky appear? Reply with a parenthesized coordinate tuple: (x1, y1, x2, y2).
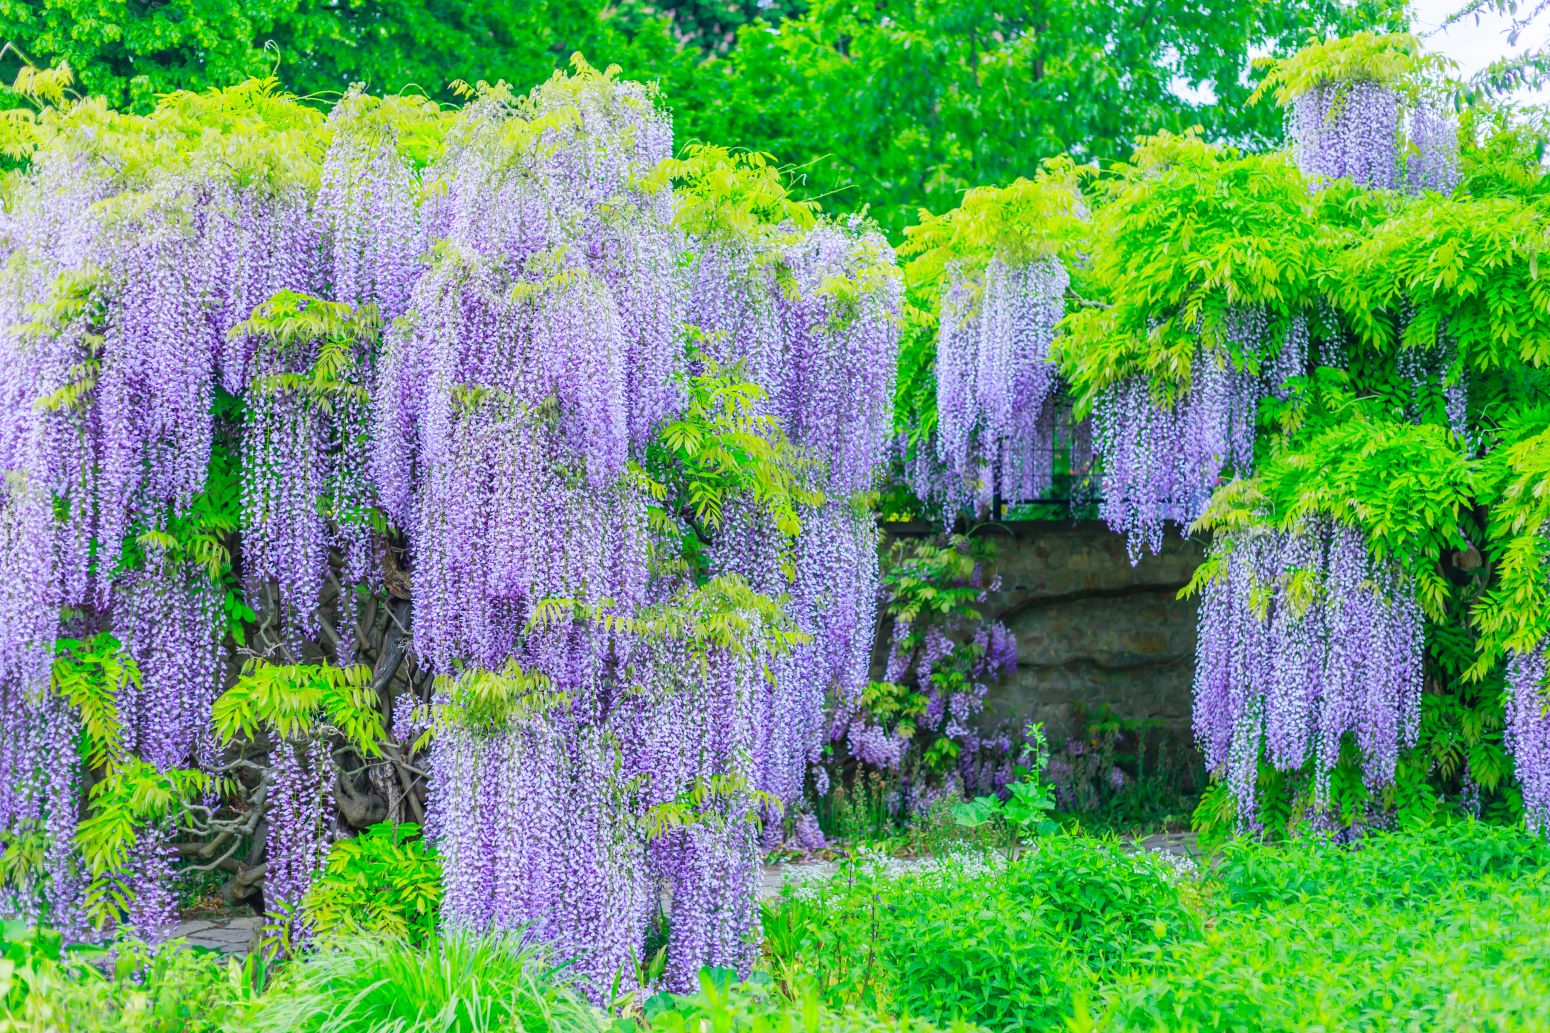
(1171, 2, 1547, 107)
(1411, 0, 1548, 103)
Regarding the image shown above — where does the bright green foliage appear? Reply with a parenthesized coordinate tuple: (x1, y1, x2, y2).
(1057, 132, 1322, 405)
(644, 345, 823, 578)
(431, 661, 568, 738)
(950, 723, 1058, 854)
(878, 536, 988, 627)
(764, 824, 1550, 1031)
(613, 1, 807, 55)
(3, 0, 1409, 237)
(641, 773, 781, 842)
(51, 633, 137, 771)
(1475, 408, 1550, 668)
(1250, 30, 1442, 106)
(683, 0, 1406, 235)
(75, 761, 214, 926)
(653, 144, 820, 243)
(212, 659, 382, 755)
(853, 536, 1002, 772)
(233, 290, 380, 408)
(1188, 415, 1476, 619)
(248, 932, 606, 1033)
(0, 923, 259, 1033)
(530, 574, 811, 666)
(762, 837, 1197, 1030)
(893, 166, 1086, 444)
(302, 823, 442, 947)
(1090, 824, 1550, 1032)
(0, 1, 679, 112)
(1336, 192, 1550, 366)
(43, 635, 216, 930)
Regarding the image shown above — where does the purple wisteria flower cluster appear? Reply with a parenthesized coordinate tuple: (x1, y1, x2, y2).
(1091, 311, 1284, 561)
(0, 91, 330, 938)
(1290, 81, 1459, 195)
(371, 75, 899, 993)
(1191, 519, 1424, 824)
(0, 71, 900, 973)
(1506, 647, 1550, 834)
(924, 256, 1071, 513)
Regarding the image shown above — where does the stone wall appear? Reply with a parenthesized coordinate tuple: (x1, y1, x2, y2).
(884, 521, 1205, 747)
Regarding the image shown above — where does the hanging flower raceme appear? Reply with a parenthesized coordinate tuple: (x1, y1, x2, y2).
(115, 552, 224, 772)
(1405, 100, 1461, 196)
(1091, 319, 1266, 561)
(1291, 81, 1403, 190)
(0, 67, 900, 968)
(1506, 646, 1550, 834)
(234, 294, 382, 652)
(1265, 33, 1458, 196)
(934, 255, 1069, 510)
(265, 737, 335, 947)
(1190, 518, 1424, 823)
(676, 160, 900, 810)
(773, 222, 901, 499)
(315, 91, 434, 321)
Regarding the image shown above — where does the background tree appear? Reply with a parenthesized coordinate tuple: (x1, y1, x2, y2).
(0, 0, 696, 110)
(3, 0, 1411, 235)
(678, 0, 1410, 234)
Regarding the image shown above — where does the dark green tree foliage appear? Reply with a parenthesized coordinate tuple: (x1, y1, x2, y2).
(0, 0, 695, 110)
(3, 0, 1407, 235)
(615, 0, 809, 53)
(680, 0, 1409, 234)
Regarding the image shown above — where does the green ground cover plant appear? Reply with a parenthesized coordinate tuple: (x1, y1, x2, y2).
(761, 824, 1550, 1032)
(761, 837, 1199, 1030)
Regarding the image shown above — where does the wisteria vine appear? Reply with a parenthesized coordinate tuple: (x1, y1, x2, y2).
(0, 66, 901, 983)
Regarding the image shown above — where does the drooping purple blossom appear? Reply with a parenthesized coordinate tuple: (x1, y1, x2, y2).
(0, 70, 901, 979)
(123, 821, 177, 945)
(1092, 328, 1261, 560)
(1506, 647, 1550, 834)
(934, 256, 1068, 510)
(1405, 100, 1461, 197)
(1192, 519, 1423, 821)
(265, 737, 335, 944)
(1291, 81, 1402, 190)
(394, 72, 900, 996)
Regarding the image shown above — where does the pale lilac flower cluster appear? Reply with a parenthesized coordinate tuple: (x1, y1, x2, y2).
(387, 76, 900, 995)
(1405, 101, 1461, 196)
(1191, 519, 1423, 822)
(1292, 81, 1402, 189)
(932, 257, 1069, 511)
(0, 72, 900, 971)
(832, 547, 1017, 794)
(123, 822, 178, 945)
(1290, 81, 1459, 196)
(1093, 337, 1261, 561)
(0, 111, 328, 936)
(265, 738, 335, 945)
(1505, 646, 1550, 834)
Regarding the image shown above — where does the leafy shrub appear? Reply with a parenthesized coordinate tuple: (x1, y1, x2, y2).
(247, 932, 605, 1033)
(1090, 826, 1550, 1031)
(302, 822, 442, 946)
(0, 925, 257, 1033)
(1208, 819, 1550, 910)
(633, 972, 974, 1033)
(762, 836, 1197, 1031)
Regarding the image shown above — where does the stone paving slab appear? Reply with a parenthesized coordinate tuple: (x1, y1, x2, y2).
(170, 915, 261, 954)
